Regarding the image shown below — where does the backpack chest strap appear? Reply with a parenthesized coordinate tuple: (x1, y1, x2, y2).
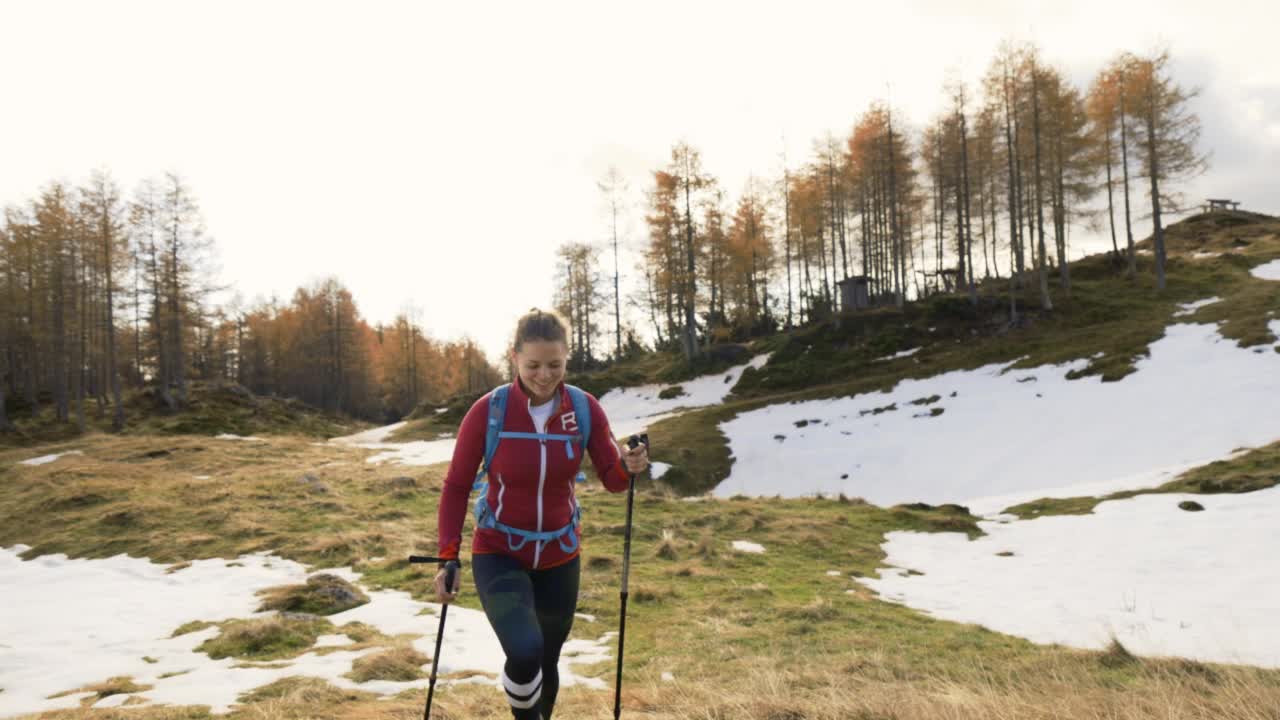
(497, 431, 583, 459)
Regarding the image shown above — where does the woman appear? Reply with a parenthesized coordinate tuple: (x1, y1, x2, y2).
(435, 308, 649, 720)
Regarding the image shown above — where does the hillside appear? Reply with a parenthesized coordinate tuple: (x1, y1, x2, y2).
(0, 380, 369, 449)
(3, 210, 1280, 719)
(626, 211, 1280, 496)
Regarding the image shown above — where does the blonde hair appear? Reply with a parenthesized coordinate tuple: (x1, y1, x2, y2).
(512, 308, 570, 353)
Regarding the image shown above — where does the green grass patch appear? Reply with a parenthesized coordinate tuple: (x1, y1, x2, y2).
(171, 621, 215, 638)
(1002, 439, 1280, 518)
(196, 615, 334, 662)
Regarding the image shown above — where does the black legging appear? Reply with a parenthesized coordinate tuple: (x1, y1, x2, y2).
(472, 553, 580, 720)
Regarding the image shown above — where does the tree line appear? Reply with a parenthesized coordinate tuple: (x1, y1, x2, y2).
(0, 173, 501, 432)
(554, 43, 1205, 364)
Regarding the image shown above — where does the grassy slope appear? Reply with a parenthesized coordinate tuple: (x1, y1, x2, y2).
(6, 212, 1280, 719)
(644, 212, 1280, 496)
(0, 380, 368, 449)
(6, 431, 1280, 719)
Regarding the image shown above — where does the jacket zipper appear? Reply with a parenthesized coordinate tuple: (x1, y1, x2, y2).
(534, 438, 547, 567)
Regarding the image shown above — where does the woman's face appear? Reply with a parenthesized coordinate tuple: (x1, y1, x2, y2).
(511, 339, 568, 403)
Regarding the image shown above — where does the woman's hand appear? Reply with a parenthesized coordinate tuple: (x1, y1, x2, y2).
(434, 564, 461, 604)
(621, 440, 649, 475)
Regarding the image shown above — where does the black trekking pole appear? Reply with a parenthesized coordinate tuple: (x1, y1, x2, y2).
(409, 555, 462, 720)
(613, 433, 647, 720)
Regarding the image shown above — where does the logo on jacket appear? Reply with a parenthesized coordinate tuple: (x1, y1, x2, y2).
(560, 411, 578, 433)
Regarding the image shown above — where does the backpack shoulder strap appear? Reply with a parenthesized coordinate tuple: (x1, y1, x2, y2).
(480, 384, 510, 482)
(565, 384, 591, 485)
(565, 384, 592, 450)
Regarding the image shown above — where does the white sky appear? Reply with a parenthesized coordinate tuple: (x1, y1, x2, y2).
(2, 0, 1277, 362)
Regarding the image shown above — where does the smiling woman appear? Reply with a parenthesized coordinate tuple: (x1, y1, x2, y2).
(433, 307, 650, 720)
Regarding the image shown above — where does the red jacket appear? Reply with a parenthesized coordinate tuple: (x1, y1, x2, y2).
(437, 379, 631, 569)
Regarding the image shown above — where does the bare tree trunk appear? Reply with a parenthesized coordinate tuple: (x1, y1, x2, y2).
(75, 239, 86, 432)
(1146, 93, 1167, 291)
(132, 247, 142, 386)
(612, 201, 621, 358)
(1055, 139, 1072, 295)
(150, 233, 174, 410)
(1119, 74, 1137, 278)
(1032, 64, 1054, 311)
(887, 113, 904, 308)
(988, 160, 1001, 279)
(25, 233, 38, 415)
(954, 118, 967, 296)
(960, 108, 977, 304)
(681, 163, 700, 360)
(53, 225, 69, 422)
(169, 230, 186, 404)
(783, 166, 794, 329)
(1104, 130, 1119, 259)
(101, 204, 124, 430)
(643, 267, 665, 348)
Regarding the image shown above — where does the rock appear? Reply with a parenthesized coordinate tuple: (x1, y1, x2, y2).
(1178, 500, 1205, 512)
(307, 574, 365, 608)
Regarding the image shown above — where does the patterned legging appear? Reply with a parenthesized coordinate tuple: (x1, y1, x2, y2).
(472, 553, 580, 720)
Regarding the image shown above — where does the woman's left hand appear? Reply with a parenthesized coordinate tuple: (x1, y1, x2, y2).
(621, 440, 649, 475)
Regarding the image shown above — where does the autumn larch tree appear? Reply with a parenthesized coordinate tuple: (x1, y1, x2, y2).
(1126, 49, 1207, 290)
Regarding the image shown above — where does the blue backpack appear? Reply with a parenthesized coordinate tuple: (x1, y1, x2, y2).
(472, 383, 592, 555)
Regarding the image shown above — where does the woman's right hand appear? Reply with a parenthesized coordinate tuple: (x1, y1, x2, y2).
(434, 564, 461, 604)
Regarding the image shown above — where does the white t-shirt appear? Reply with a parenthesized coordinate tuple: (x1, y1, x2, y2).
(528, 397, 556, 434)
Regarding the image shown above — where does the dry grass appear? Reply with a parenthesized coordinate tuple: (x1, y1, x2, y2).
(0, 433, 445, 569)
(46, 676, 154, 707)
(33, 654, 1280, 720)
(344, 647, 430, 682)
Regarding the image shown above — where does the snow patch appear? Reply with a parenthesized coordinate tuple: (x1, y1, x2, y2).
(314, 634, 354, 648)
(859, 486, 1280, 668)
(649, 462, 671, 480)
(877, 347, 920, 361)
(18, 450, 83, 466)
(0, 547, 613, 717)
(1173, 296, 1222, 317)
(329, 421, 455, 466)
(731, 541, 765, 554)
(716, 322, 1280, 507)
(215, 434, 263, 442)
(1250, 258, 1280, 281)
(598, 354, 772, 432)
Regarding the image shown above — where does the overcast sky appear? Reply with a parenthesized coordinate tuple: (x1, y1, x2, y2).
(2, 0, 1277, 362)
